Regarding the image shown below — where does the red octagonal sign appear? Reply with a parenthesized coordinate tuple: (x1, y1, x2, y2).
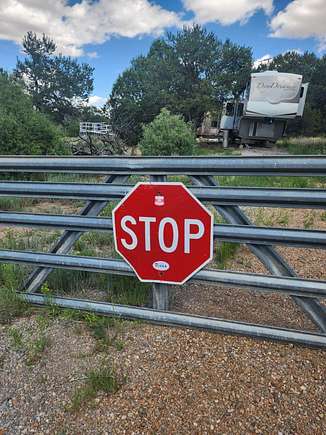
(112, 182, 213, 284)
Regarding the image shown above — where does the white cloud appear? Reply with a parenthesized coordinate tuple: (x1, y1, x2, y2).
(87, 51, 99, 59)
(183, 0, 273, 25)
(253, 53, 273, 68)
(0, 0, 182, 57)
(270, 0, 326, 51)
(88, 95, 106, 107)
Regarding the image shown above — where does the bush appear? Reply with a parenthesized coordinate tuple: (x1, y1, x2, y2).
(139, 108, 196, 156)
(0, 71, 65, 155)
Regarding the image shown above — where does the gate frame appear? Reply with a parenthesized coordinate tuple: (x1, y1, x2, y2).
(0, 155, 325, 347)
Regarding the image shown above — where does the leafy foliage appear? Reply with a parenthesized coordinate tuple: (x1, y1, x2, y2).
(139, 108, 196, 156)
(15, 32, 94, 123)
(258, 51, 326, 136)
(0, 71, 65, 154)
(109, 25, 252, 145)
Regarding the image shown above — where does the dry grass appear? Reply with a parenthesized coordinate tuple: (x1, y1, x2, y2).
(278, 136, 326, 154)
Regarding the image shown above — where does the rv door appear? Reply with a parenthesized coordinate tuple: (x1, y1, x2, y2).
(296, 83, 309, 117)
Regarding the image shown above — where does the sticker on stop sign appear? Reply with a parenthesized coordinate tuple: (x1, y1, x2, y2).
(112, 182, 213, 284)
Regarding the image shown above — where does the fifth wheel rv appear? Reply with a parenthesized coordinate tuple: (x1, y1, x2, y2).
(219, 70, 309, 147)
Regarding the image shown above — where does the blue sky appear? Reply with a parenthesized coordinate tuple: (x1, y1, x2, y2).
(0, 0, 324, 106)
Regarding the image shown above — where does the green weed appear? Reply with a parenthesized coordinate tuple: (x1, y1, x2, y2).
(0, 287, 29, 324)
(0, 263, 24, 289)
(254, 209, 275, 227)
(8, 326, 24, 349)
(216, 174, 323, 189)
(26, 334, 51, 366)
(8, 313, 50, 365)
(106, 275, 150, 306)
(69, 366, 122, 411)
(277, 210, 290, 226)
(83, 312, 125, 352)
(0, 197, 37, 211)
(303, 211, 316, 229)
(215, 242, 239, 269)
(278, 136, 326, 155)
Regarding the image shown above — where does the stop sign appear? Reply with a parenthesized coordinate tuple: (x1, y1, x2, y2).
(112, 182, 213, 284)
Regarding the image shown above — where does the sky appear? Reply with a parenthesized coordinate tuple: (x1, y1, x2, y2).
(0, 0, 325, 107)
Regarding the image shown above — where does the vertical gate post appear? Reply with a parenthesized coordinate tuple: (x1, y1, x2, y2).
(152, 283, 170, 311)
(150, 174, 170, 311)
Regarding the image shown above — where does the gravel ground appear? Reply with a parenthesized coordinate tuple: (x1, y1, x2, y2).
(0, 319, 325, 434)
(0, 208, 325, 434)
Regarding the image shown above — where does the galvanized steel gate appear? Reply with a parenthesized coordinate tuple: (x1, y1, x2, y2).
(0, 156, 325, 347)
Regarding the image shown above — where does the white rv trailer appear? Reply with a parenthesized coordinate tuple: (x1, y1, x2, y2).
(219, 71, 309, 147)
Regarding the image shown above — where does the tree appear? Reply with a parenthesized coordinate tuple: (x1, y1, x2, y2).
(214, 39, 253, 100)
(15, 32, 94, 123)
(257, 51, 326, 136)
(109, 25, 252, 145)
(139, 108, 196, 156)
(262, 51, 318, 82)
(0, 71, 64, 155)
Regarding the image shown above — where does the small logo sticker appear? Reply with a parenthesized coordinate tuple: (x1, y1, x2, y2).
(154, 195, 165, 206)
(153, 261, 170, 271)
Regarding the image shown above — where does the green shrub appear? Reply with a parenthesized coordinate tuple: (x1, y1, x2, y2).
(0, 71, 65, 155)
(139, 108, 195, 156)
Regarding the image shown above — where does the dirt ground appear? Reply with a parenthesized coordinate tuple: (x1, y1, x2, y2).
(0, 318, 325, 435)
(0, 175, 326, 434)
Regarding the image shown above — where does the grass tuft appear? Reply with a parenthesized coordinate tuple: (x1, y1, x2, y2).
(0, 286, 29, 324)
(83, 312, 126, 352)
(106, 275, 150, 306)
(8, 326, 24, 349)
(25, 334, 51, 366)
(215, 242, 239, 269)
(70, 366, 122, 411)
(278, 136, 326, 155)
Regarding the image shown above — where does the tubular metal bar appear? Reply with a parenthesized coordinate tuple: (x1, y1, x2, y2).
(0, 156, 326, 176)
(21, 175, 129, 294)
(21, 293, 326, 347)
(1, 182, 326, 209)
(1, 212, 326, 250)
(1, 250, 326, 298)
(192, 175, 326, 333)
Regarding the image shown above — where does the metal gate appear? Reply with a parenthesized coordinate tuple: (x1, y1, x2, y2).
(0, 156, 325, 347)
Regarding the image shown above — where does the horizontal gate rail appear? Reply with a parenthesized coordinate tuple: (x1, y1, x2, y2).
(1, 182, 326, 208)
(1, 212, 326, 249)
(0, 156, 326, 176)
(21, 293, 326, 348)
(0, 155, 325, 346)
(1, 250, 326, 299)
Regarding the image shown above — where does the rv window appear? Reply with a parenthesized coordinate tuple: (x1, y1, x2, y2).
(300, 87, 304, 98)
(226, 103, 234, 116)
(211, 120, 218, 128)
(237, 103, 244, 117)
